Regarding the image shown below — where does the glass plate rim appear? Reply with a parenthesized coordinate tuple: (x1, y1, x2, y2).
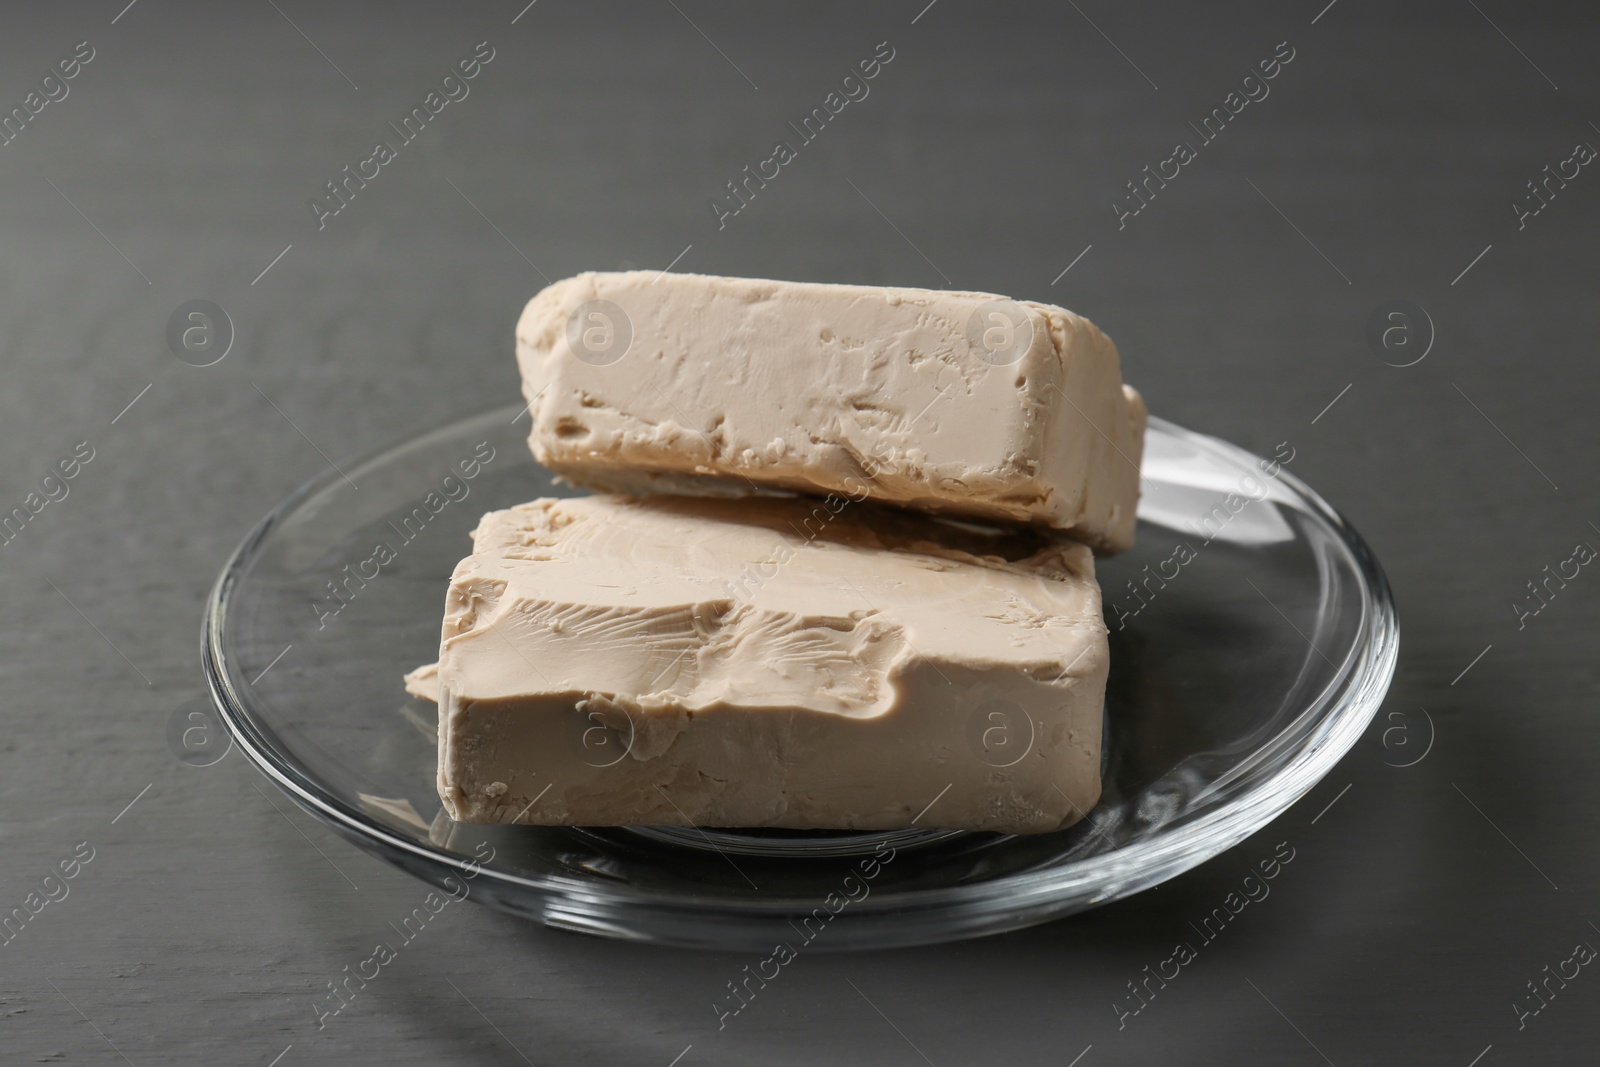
(203, 405, 1399, 923)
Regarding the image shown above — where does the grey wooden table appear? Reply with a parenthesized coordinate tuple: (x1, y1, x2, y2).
(2, 2, 1596, 1063)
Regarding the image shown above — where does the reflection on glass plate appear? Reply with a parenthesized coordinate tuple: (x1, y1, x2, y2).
(204, 408, 1397, 951)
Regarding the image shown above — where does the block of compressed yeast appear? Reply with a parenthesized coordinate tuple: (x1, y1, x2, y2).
(412, 494, 1108, 834)
(516, 272, 1147, 552)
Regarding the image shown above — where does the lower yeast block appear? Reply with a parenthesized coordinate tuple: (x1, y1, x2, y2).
(409, 494, 1108, 834)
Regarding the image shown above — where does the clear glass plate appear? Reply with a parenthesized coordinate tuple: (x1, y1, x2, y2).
(204, 407, 1397, 951)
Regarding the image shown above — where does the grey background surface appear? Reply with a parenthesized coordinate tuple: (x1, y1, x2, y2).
(2, 1, 1596, 1064)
